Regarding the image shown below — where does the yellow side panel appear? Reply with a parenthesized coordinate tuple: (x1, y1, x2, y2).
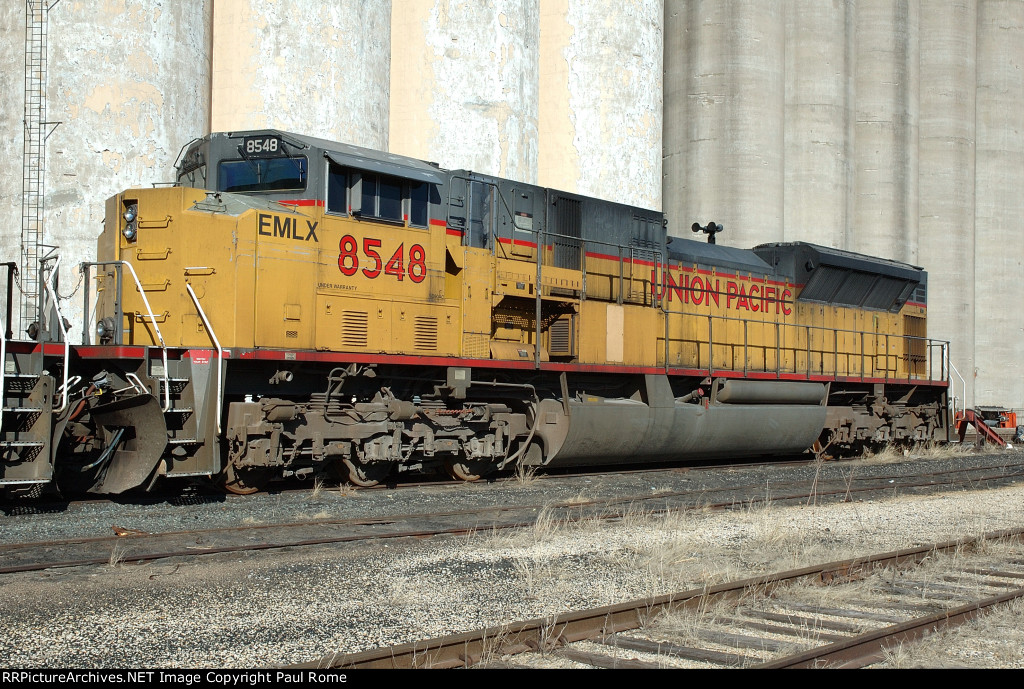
(253, 211, 319, 350)
(578, 300, 607, 363)
(461, 249, 493, 359)
(620, 305, 659, 366)
(314, 295, 458, 356)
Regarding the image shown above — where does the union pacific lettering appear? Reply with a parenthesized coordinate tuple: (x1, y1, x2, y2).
(257, 213, 320, 242)
(653, 268, 793, 315)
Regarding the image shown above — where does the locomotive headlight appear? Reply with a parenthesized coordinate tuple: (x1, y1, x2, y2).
(122, 204, 139, 242)
(96, 316, 115, 343)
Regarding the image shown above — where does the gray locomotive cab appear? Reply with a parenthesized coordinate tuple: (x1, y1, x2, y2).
(176, 130, 446, 227)
(441, 171, 548, 251)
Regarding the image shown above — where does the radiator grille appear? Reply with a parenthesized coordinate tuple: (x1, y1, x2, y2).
(341, 311, 368, 348)
(413, 315, 438, 351)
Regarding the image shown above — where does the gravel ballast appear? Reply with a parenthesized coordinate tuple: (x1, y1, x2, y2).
(2, 451, 1024, 668)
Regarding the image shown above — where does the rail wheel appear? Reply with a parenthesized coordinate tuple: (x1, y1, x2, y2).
(219, 462, 273, 495)
(442, 457, 496, 482)
(342, 458, 394, 487)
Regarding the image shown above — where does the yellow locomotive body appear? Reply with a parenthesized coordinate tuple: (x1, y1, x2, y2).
(98, 187, 929, 379)
(63, 130, 948, 493)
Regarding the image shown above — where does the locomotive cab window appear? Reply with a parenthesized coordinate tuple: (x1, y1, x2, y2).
(349, 171, 432, 228)
(327, 162, 348, 215)
(218, 156, 308, 193)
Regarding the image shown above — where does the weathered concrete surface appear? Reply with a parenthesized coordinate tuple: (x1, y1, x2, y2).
(0, 1, 24, 301)
(32, 0, 212, 334)
(919, 1, 976, 409)
(852, 0, 919, 264)
(538, 0, 663, 210)
(783, 0, 855, 249)
(212, 0, 391, 149)
(390, 0, 539, 182)
(663, 0, 785, 246)
(974, 0, 1024, 409)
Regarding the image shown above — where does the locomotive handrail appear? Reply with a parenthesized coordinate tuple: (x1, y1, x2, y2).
(81, 260, 171, 412)
(658, 303, 949, 384)
(943, 348, 967, 419)
(185, 282, 223, 435)
(0, 309, 6, 435)
(40, 256, 70, 413)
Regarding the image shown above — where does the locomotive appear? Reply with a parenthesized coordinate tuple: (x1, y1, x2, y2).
(0, 129, 950, 496)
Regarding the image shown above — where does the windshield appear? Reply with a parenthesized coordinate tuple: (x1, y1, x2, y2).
(217, 156, 308, 193)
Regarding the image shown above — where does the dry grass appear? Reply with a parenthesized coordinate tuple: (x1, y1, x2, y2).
(860, 441, 973, 465)
(108, 541, 126, 568)
(514, 461, 539, 485)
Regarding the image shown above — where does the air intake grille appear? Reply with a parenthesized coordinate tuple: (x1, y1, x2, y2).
(549, 318, 571, 356)
(414, 315, 438, 351)
(341, 311, 368, 348)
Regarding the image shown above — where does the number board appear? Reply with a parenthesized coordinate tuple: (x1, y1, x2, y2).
(240, 135, 284, 158)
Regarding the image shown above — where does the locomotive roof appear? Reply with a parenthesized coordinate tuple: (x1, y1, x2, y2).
(207, 130, 447, 185)
(754, 242, 926, 311)
(753, 242, 924, 283)
(667, 235, 777, 277)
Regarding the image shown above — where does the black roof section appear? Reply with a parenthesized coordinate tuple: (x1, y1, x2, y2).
(753, 242, 926, 312)
(212, 130, 447, 185)
(668, 235, 777, 277)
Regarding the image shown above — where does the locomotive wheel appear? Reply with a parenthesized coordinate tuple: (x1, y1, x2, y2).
(342, 458, 394, 487)
(219, 462, 273, 495)
(442, 457, 496, 482)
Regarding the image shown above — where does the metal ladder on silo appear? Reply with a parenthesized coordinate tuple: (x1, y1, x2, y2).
(21, 0, 61, 335)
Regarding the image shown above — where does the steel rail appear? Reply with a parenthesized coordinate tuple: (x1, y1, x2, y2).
(4, 462, 1024, 575)
(293, 527, 1024, 669)
(757, 585, 1024, 669)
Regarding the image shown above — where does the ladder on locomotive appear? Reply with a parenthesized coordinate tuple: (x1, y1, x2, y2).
(0, 262, 54, 496)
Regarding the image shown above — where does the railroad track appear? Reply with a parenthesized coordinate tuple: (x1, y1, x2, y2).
(3, 457, 1024, 575)
(299, 527, 1024, 669)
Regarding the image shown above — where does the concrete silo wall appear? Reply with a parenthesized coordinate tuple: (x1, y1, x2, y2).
(0, 2, 24, 299)
(211, 0, 391, 150)
(919, 1, 977, 409)
(538, 0, 663, 210)
(852, 0, 919, 264)
(783, 0, 855, 249)
(663, 0, 785, 245)
(43, 0, 212, 331)
(974, 0, 1024, 408)
(390, 0, 539, 182)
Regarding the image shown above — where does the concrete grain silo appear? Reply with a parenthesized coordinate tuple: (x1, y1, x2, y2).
(918, 1, 977, 410)
(538, 0, 663, 210)
(783, 0, 855, 249)
(852, 0, 919, 264)
(974, 0, 1024, 409)
(41, 0, 213, 332)
(389, 0, 539, 182)
(0, 2, 24, 300)
(663, 0, 785, 245)
(211, 0, 391, 149)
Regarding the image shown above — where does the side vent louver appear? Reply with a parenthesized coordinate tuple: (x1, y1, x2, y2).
(341, 311, 368, 348)
(549, 318, 572, 356)
(413, 315, 438, 351)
